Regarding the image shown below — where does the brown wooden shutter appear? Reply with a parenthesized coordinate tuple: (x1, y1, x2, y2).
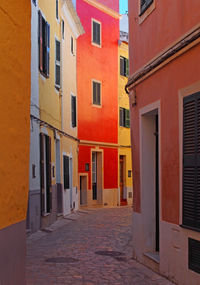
(40, 133, 45, 214)
(38, 11, 43, 72)
(46, 23, 50, 77)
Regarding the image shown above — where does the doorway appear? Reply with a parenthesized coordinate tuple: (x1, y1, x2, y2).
(80, 175, 87, 206)
(141, 109, 160, 253)
(92, 151, 103, 204)
(120, 155, 127, 206)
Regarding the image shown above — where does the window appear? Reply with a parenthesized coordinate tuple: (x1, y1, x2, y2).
(71, 36, 74, 54)
(120, 56, 129, 77)
(55, 39, 61, 88)
(63, 155, 69, 189)
(32, 0, 37, 6)
(56, 0, 59, 20)
(140, 0, 153, 15)
(38, 11, 50, 77)
(120, 108, 130, 128)
(92, 81, 101, 105)
(62, 20, 64, 39)
(71, 95, 76, 128)
(92, 19, 101, 46)
(183, 92, 200, 231)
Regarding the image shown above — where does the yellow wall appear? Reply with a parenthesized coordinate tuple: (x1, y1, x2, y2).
(61, 4, 78, 188)
(38, 0, 62, 181)
(118, 41, 132, 190)
(0, 1, 31, 229)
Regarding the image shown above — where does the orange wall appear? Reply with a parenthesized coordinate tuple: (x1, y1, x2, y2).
(129, 0, 200, 73)
(77, 0, 119, 144)
(0, 1, 31, 229)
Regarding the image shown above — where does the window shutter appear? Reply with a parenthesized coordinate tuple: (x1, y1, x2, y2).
(126, 59, 129, 77)
(93, 21, 100, 45)
(71, 37, 73, 54)
(63, 156, 69, 189)
(125, 109, 130, 128)
(46, 136, 52, 212)
(97, 83, 100, 105)
(40, 133, 45, 214)
(119, 108, 124, 126)
(46, 23, 50, 77)
(55, 40, 60, 87)
(93, 82, 96, 104)
(56, 0, 58, 19)
(71, 96, 76, 127)
(183, 93, 200, 229)
(38, 11, 43, 72)
(120, 57, 124, 76)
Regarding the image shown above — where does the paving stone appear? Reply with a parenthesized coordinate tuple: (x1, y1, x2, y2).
(26, 207, 174, 285)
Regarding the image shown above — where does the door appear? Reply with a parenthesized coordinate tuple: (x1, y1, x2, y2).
(80, 175, 87, 206)
(92, 152, 97, 200)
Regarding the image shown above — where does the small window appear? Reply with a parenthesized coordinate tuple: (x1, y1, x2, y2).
(120, 56, 129, 77)
(32, 0, 37, 6)
(92, 81, 101, 106)
(71, 36, 74, 54)
(71, 95, 76, 128)
(62, 20, 64, 39)
(92, 19, 101, 46)
(38, 11, 50, 77)
(55, 39, 61, 88)
(120, 108, 130, 128)
(56, 0, 59, 20)
(140, 0, 153, 15)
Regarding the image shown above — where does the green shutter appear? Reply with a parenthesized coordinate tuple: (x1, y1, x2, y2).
(125, 109, 130, 128)
(126, 59, 129, 77)
(120, 57, 124, 76)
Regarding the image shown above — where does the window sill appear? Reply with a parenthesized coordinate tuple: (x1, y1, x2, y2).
(144, 251, 160, 264)
(92, 103, 102, 108)
(180, 224, 200, 233)
(139, 0, 155, 25)
(92, 42, 101, 48)
(42, 212, 51, 217)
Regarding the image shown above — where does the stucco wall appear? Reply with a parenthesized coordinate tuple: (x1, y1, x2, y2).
(0, 1, 31, 230)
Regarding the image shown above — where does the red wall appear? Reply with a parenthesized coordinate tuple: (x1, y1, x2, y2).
(128, 0, 200, 224)
(78, 146, 118, 190)
(77, 0, 119, 144)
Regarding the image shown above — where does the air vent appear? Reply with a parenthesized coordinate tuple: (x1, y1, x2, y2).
(189, 238, 200, 274)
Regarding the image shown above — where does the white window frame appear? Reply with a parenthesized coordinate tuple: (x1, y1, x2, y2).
(91, 18, 102, 48)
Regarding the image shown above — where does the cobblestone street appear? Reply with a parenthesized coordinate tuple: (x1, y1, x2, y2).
(26, 207, 174, 285)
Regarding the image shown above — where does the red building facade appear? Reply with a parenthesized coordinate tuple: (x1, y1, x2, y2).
(127, 1, 200, 284)
(76, 0, 120, 207)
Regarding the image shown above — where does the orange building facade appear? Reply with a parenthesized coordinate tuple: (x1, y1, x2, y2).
(0, 1, 31, 284)
(127, 1, 200, 284)
(76, 0, 120, 207)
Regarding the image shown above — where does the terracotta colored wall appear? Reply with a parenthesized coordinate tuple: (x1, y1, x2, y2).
(0, 1, 31, 229)
(131, 44, 200, 224)
(129, 0, 200, 73)
(96, 0, 119, 12)
(77, 0, 119, 144)
(128, 0, 200, 224)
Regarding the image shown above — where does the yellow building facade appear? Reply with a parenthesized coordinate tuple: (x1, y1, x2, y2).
(0, 1, 31, 284)
(118, 33, 133, 206)
(28, 0, 84, 233)
(60, 0, 84, 215)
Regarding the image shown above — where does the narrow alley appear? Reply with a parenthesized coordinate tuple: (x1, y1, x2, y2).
(26, 207, 173, 285)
